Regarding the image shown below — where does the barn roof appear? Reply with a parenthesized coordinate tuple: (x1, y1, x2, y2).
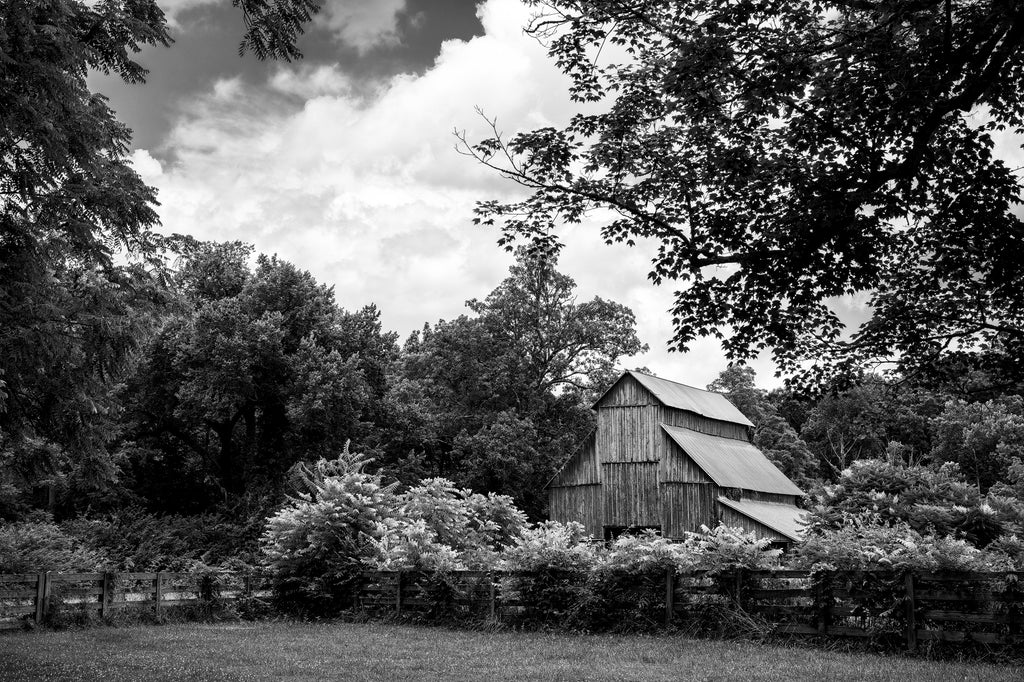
(717, 497, 808, 542)
(596, 371, 755, 427)
(662, 424, 804, 496)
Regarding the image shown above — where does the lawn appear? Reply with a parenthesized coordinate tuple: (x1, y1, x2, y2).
(0, 621, 1020, 682)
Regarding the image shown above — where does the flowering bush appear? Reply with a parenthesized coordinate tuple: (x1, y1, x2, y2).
(359, 478, 528, 571)
(499, 521, 599, 572)
(498, 521, 600, 627)
(689, 524, 782, 572)
(804, 460, 1012, 546)
(364, 518, 462, 572)
(262, 448, 399, 612)
(792, 513, 1003, 572)
(600, 530, 698, 573)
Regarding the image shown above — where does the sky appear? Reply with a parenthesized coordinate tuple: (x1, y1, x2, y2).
(90, 0, 852, 390)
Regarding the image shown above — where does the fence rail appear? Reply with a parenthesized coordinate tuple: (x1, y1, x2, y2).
(0, 571, 268, 630)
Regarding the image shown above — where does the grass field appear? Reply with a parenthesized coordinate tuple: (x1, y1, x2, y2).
(0, 621, 1020, 681)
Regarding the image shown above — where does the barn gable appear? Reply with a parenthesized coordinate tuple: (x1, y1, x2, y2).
(547, 431, 598, 487)
(595, 371, 754, 427)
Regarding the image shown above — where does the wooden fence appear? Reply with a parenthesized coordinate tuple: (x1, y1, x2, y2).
(3, 568, 1021, 651)
(356, 568, 1024, 651)
(0, 571, 267, 630)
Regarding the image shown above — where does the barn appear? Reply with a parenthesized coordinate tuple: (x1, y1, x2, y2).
(546, 370, 807, 547)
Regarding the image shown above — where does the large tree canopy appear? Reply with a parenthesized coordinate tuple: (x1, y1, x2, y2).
(0, 0, 320, 515)
(464, 0, 1024, 386)
(380, 249, 645, 517)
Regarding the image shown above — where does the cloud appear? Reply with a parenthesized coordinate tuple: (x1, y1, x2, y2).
(318, 0, 407, 52)
(158, 0, 406, 52)
(142, 0, 787, 389)
(130, 149, 164, 178)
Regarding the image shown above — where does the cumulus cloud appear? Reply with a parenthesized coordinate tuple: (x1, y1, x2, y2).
(143, 0, 781, 388)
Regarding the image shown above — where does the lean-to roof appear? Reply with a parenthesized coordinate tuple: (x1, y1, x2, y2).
(662, 424, 804, 496)
(596, 371, 755, 427)
(717, 497, 808, 542)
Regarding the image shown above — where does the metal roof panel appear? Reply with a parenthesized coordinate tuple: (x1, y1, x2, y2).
(717, 497, 809, 542)
(662, 424, 804, 496)
(613, 371, 755, 427)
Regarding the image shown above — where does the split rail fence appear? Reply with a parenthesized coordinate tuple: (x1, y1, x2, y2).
(356, 568, 1023, 651)
(0, 571, 268, 630)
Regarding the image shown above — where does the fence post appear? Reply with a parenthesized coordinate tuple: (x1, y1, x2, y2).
(488, 571, 496, 620)
(665, 567, 675, 627)
(34, 572, 46, 625)
(816, 571, 832, 636)
(101, 572, 113, 619)
(40, 571, 52, 622)
(243, 572, 253, 598)
(395, 571, 402, 617)
(904, 572, 917, 653)
(154, 572, 164, 619)
(734, 568, 745, 611)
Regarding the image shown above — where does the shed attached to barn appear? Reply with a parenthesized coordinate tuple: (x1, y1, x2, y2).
(546, 371, 807, 546)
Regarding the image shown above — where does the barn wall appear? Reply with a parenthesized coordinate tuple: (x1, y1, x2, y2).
(596, 405, 660, 463)
(597, 374, 659, 407)
(659, 449, 712, 483)
(548, 431, 599, 487)
(602, 462, 660, 527)
(547, 484, 603, 537)
(660, 482, 720, 538)
(718, 504, 789, 542)
(743, 490, 800, 505)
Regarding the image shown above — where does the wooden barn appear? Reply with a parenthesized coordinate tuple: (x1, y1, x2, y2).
(546, 371, 806, 547)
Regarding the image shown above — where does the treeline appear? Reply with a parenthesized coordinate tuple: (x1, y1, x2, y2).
(0, 240, 641, 535)
(2, 236, 1024, 572)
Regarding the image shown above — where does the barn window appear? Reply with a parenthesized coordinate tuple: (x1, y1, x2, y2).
(603, 525, 661, 543)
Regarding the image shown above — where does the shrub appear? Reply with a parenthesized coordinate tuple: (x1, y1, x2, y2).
(581, 531, 697, 631)
(367, 478, 528, 570)
(364, 518, 462, 572)
(499, 521, 600, 627)
(61, 509, 256, 572)
(261, 448, 399, 613)
(792, 513, 1002, 572)
(0, 517, 108, 573)
(690, 524, 782, 572)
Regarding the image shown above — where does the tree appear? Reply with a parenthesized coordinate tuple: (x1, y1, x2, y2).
(120, 244, 398, 511)
(381, 249, 645, 517)
(708, 366, 819, 488)
(0, 0, 321, 517)
(929, 396, 1024, 492)
(462, 1, 1024, 386)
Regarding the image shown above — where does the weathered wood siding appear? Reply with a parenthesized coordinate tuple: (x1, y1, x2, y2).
(547, 431, 599, 487)
(659, 449, 712, 483)
(659, 406, 750, 441)
(718, 504, 789, 542)
(596, 405, 659, 463)
(602, 462, 660, 527)
(660, 482, 720, 538)
(596, 373, 659, 407)
(743, 490, 800, 505)
(547, 484, 603, 537)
